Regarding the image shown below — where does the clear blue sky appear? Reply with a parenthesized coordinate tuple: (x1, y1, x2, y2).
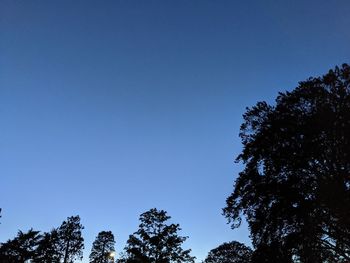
(0, 0, 349, 261)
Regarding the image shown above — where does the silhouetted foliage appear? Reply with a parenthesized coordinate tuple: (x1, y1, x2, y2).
(122, 208, 195, 263)
(224, 64, 350, 262)
(0, 215, 86, 263)
(203, 241, 252, 263)
(57, 215, 84, 263)
(33, 229, 61, 263)
(89, 231, 116, 263)
(249, 242, 293, 263)
(0, 228, 41, 263)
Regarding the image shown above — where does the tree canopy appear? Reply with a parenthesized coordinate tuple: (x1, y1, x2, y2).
(203, 241, 252, 263)
(89, 231, 116, 263)
(0, 228, 41, 263)
(224, 64, 350, 262)
(33, 229, 61, 263)
(122, 208, 195, 263)
(0, 216, 85, 263)
(57, 215, 85, 263)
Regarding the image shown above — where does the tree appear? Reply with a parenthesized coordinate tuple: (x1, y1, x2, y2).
(203, 241, 252, 263)
(33, 229, 62, 263)
(89, 231, 116, 263)
(223, 64, 350, 262)
(0, 228, 41, 263)
(123, 208, 195, 263)
(57, 215, 84, 263)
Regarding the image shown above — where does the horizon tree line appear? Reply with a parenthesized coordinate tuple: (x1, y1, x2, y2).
(0, 208, 198, 263)
(1, 63, 350, 262)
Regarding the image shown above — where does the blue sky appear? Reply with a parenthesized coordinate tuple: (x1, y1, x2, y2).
(0, 0, 349, 261)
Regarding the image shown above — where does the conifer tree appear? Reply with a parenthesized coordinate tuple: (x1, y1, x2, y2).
(57, 215, 84, 263)
(123, 208, 195, 263)
(89, 231, 116, 263)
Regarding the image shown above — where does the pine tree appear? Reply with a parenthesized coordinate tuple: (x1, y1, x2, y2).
(57, 215, 84, 263)
(89, 231, 116, 263)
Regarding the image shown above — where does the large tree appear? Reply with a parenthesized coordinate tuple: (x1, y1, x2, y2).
(0, 228, 41, 263)
(57, 215, 84, 263)
(223, 64, 350, 262)
(89, 231, 116, 263)
(123, 208, 195, 263)
(203, 241, 252, 263)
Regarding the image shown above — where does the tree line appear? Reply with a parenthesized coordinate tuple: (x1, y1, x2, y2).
(0, 208, 196, 263)
(1, 64, 350, 262)
(0, 215, 84, 263)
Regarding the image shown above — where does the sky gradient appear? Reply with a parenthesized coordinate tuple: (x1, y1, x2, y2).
(1, 0, 350, 261)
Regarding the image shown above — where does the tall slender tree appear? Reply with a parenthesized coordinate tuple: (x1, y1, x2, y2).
(89, 231, 116, 263)
(57, 215, 84, 263)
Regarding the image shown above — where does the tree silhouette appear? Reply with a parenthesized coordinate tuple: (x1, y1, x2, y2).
(223, 64, 350, 262)
(57, 215, 84, 263)
(33, 229, 61, 263)
(123, 208, 195, 263)
(203, 241, 252, 263)
(89, 231, 116, 263)
(0, 228, 41, 263)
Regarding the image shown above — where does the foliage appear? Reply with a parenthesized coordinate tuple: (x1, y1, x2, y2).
(57, 215, 85, 263)
(89, 231, 116, 263)
(0, 228, 41, 263)
(203, 241, 252, 263)
(0, 216, 85, 263)
(33, 229, 62, 263)
(224, 64, 350, 262)
(123, 208, 195, 263)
